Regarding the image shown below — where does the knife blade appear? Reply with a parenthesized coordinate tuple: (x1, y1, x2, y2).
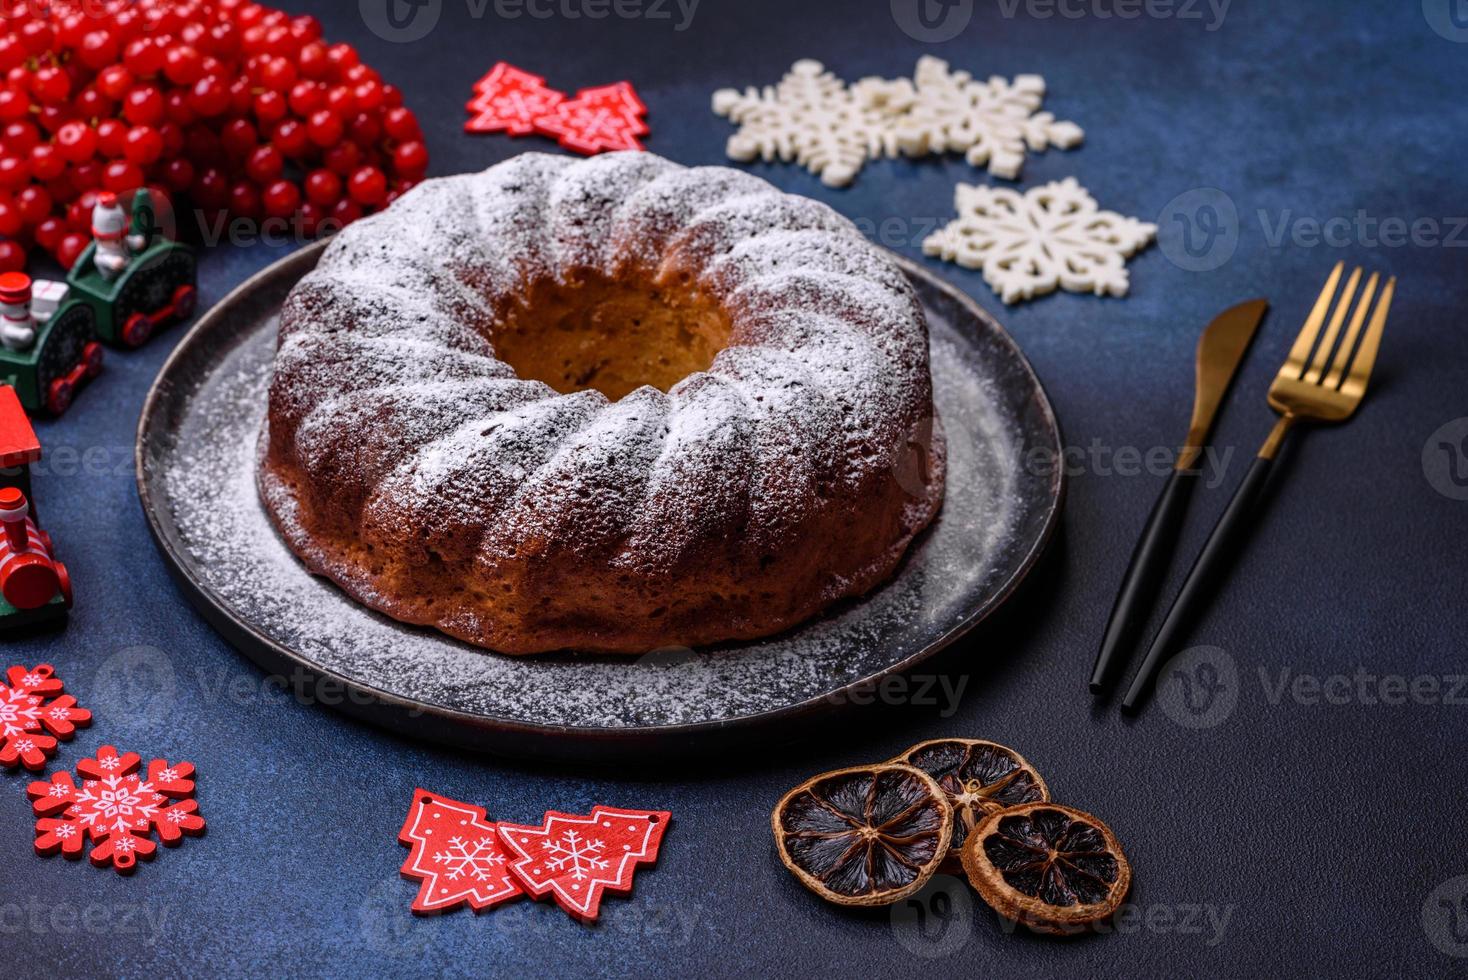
(1177, 298, 1270, 472)
(1088, 298, 1267, 695)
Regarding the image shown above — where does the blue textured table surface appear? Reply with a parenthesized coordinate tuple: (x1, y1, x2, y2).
(4, 1, 1467, 976)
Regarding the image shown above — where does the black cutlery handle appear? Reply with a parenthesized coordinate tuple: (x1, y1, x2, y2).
(1089, 468, 1201, 694)
(1120, 456, 1277, 713)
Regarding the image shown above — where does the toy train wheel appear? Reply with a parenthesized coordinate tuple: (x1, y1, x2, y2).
(171, 284, 197, 320)
(46, 376, 75, 415)
(122, 312, 154, 348)
(82, 341, 103, 378)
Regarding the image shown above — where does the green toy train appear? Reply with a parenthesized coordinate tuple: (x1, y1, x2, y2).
(0, 188, 197, 416)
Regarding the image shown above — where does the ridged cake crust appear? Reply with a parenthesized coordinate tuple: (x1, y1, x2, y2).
(259, 152, 946, 654)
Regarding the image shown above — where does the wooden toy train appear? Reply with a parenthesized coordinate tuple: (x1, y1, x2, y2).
(0, 384, 71, 628)
(0, 188, 196, 415)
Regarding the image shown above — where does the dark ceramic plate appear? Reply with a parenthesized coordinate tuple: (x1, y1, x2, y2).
(136, 238, 1062, 762)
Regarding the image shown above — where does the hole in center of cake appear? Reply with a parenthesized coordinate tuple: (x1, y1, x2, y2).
(489, 272, 733, 401)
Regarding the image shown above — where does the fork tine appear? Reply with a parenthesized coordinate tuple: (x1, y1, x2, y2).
(1303, 266, 1360, 384)
(1340, 276, 1395, 400)
(1323, 271, 1379, 388)
(1284, 261, 1344, 379)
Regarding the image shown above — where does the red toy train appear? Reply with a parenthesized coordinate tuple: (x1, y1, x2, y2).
(0, 384, 71, 627)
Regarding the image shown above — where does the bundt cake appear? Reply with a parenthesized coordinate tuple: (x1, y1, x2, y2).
(258, 151, 946, 655)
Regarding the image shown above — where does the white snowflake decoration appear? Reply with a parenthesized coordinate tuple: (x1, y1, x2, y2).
(712, 59, 885, 188)
(540, 829, 609, 881)
(924, 177, 1157, 304)
(432, 835, 506, 882)
(868, 56, 1084, 180)
(712, 57, 1082, 186)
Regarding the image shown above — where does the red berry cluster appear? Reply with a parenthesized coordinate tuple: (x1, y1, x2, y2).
(0, 0, 427, 272)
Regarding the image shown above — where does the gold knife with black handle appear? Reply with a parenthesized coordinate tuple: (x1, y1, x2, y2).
(1089, 299, 1268, 695)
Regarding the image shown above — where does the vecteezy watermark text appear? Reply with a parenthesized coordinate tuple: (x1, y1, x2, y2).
(995, 0, 1232, 31)
(360, 0, 699, 43)
(0, 899, 169, 945)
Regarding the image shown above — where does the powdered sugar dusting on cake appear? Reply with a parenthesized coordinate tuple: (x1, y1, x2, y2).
(269, 152, 938, 580)
(156, 283, 1036, 730)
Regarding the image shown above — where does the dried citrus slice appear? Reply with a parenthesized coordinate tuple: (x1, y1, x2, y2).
(772, 763, 953, 907)
(962, 802, 1131, 934)
(892, 738, 1049, 867)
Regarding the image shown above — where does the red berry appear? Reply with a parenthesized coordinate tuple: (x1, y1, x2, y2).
(103, 160, 145, 193)
(164, 90, 197, 126)
(0, 87, 27, 122)
(298, 41, 329, 79)
(56, 232, 89, 269)
(97, 65, 135, 101)
(33, 105, 67, 136)
(0, 201, 22, 238)
(262, 178, 300, 218)
(306, 109, 342, 147)
(220, 118, 258, 159)
(245, 144, 283, 184)
(322, 139, 359, 176)
(192, 167, 229, 210)
(270, 118, 309, 158)
(347, 166, 386, 206)
(253, 89, 287, 124)
(32, 67, 71, 106)
(330, 197, 362, 227)
(161, 157, 195, 193)
(124, 125, 164, 166)
(229, 180, 261, 220)
(304, 168, 341, 206)
(19, 21, 55, 58)
(29, 142, 65, 181)
(348, 111, 381, 147)
(72, 87, 112, 119)
(392, 140, 428, 179)
(227, 77, 252, 116)
(383, 107, 420, 141)
(96, 118, 128, 157)
(324, 85, 354, 117)
(0, 36, 22, 75)
(71, 160, 103, 194)
(354, 81, 384, 113)
(0, 155, 28, 192)
(159, 122, 185, 155)
(0, 238, 24, 273)
(291, 15, 323, 44)
(16, 185, 49, 226)
(123, 85, 165, 126)
(3, 121, 37, 154)
(189, 75, 231, 117)
(35, 216, 65, 251)
(288, 80, 323, 116)
(55, 121, 97, 163)
(124, 38, 164, 77)
(203, 23, 239, 60)
(260, 56, 296, 92)
(79, 30, 120, 71)
(344, 64, 380, 87)
(163, 45, 204, 86)
(327, 43, 360, 75)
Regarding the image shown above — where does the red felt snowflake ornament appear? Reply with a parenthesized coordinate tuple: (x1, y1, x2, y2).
(0, 664, 91, 772)
(27, 745, 204, 874)
(398, 788, 524, 915)
(533, 82, 650, 154)
(465, 62, 567, 135)
(497, 806, 670, 921)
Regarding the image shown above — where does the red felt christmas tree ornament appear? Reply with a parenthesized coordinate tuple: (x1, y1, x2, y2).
(464, 63, 566, 136)
(397, 788, 525, 915)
